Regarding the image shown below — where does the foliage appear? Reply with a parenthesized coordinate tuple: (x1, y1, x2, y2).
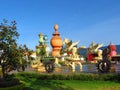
(0, 19, 18, 77)
(0, 19, 28, 78)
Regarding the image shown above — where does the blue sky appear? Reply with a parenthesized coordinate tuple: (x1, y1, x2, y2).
(0, 0, 120, 50)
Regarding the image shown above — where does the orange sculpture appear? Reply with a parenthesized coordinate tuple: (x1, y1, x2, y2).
(50, 24, 62, 57)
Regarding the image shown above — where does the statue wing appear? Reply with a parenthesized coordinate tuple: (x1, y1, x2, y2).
(68, 41, 80, 51)
(97, 44, 103, 49)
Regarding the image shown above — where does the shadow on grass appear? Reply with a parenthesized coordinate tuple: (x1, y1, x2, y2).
(21, 78, 74, 90)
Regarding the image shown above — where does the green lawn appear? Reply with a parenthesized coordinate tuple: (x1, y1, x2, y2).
(15, 74, 120, 90)
(23, 80, 120, 90)
(1, 70, 120, 90)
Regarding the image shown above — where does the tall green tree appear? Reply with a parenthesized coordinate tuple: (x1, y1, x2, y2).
(0, 19, 20, 78)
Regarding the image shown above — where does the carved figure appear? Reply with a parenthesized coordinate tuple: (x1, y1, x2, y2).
(31, 33, 50, 72)
(61, 38, 83, 72)
(87, 42, 103, 62)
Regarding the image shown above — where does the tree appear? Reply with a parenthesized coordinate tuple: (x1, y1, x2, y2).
(0, 19, 20, 78)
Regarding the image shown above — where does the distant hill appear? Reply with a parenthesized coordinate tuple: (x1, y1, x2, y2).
(78, 49, 87, 56)
(78, 45, 120, 56)
(116, 45, 120, 54)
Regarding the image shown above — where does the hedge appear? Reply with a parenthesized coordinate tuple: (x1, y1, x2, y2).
(14, 72, 120, 82)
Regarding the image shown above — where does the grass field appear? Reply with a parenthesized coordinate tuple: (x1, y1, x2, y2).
(22, 80, 120, 90)
(14, 73, 120, 90)
(1, 68, 120, 90)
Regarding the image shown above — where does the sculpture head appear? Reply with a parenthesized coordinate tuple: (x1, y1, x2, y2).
(63, 38, 71, 45)
(62, 38, 80, 51)
(89, 42, 103, 53)
(39, 33, 43, 38)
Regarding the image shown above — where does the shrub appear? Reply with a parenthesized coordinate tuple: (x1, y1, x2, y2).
(14, 72, 120, 82)
(15, 72, 39, 79)
(0, 83, 25, 90)
(0, 79, 25, 90)
(0, 78, 20, 88)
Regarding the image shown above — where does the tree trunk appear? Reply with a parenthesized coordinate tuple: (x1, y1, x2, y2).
(1, 64, 6, 79)
(2, 66, 4, 78)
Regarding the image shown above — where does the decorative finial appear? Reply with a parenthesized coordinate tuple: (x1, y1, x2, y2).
(54, 24, 58, 31)
(39, 33, 43, 36)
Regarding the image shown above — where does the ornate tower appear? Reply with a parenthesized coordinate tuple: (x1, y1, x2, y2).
(50, 24, 62, 57)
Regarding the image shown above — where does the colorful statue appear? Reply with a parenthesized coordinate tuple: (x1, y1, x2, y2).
(108, 42, 117, 57)
(37, 33, 49, 57)
(31, 33, 50, 72)
(70, 47, 82, 72)
(102, 42, 117, 60)
(61, 38, 83, 72)
(87, 42, 103, 63)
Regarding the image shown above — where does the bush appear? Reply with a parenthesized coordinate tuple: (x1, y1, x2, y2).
(0, 78, 18, 87)
(0, 79, 25, 90)
(16, 72, 39, 78)
(0, 83, 25, 90)
(14, 72, 120, 82)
